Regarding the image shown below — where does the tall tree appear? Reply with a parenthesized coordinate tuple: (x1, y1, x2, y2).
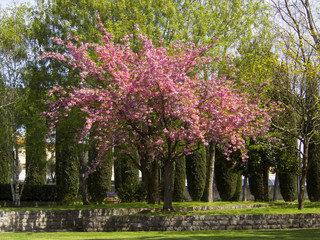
(0, 3, 31, 206)
(40, 19, 276, 210)
(271, 0, 320, 209)
(28, 0, 273, 204)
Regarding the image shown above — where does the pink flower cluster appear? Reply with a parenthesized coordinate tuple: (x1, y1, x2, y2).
(40, 21, 277, 167)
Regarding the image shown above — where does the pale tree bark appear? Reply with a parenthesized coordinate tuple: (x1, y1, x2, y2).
(203, 141, 216, 202)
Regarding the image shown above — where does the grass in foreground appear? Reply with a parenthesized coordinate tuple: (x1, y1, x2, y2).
(1, 229, 320, 240)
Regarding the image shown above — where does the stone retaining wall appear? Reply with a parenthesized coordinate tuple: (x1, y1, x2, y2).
(0, 206, 319, 232)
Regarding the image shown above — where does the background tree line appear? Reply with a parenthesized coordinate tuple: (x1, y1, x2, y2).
(0, 0, 319, 210)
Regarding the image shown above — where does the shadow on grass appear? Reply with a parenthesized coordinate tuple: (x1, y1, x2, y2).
(3, 229, 320, 240)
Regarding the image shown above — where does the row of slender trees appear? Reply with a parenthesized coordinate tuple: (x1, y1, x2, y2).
(0, 0, 320, 209)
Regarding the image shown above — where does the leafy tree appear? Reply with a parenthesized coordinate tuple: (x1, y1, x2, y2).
(40, 19, 275, 210)
(0, 3, 31, 206)
(271, 0, 320, 209)
(27, 0, 274, 205)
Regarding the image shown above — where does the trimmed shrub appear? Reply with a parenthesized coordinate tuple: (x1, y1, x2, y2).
(307, 140, 320, 202)
(186, 146, 206, 201)
(279, 173, 297, 202)
(55, 117, 81, 203)
(0, 184, 58, 201)
(173, 156, 186, 202)
(87, 144, 112, 204)
(215, 148, 242, 201)
(230, 173, 242, 201)
(248, 149, 266, 202)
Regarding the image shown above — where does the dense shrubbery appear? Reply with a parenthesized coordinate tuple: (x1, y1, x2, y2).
(0, 184, 58, 201)
(186, 146, 206, 201)
(215, 148, 242, 201)
(173, 157, 186, 202)
(117, 182, 147, 203)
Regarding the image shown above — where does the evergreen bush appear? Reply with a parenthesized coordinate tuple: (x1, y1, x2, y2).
(307, 141, 320, 202)
(87, 146, 112, 204)
(173, 156, 186, 202)
(215, 148, 242, 201)
(186, 146, 206, 201)
(279, 172, 297, 202)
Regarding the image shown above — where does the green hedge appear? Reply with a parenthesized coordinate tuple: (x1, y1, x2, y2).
(173, 156, 186, 202)
(215, 148, 242, 201)
(0, 184, 58, 201)
(186, 146, 206, 201)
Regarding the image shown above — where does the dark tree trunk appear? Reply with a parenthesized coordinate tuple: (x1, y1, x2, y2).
(263, 163, 269, 202)
(163, 159, 174, 211)
(141, 156, 160, 204)
(242, 175, 248, 201)
(273, 173, 279, 201)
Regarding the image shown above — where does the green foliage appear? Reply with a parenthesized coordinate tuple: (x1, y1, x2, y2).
(215, 148, 242, 201)
(173, 156, 186, 202)
(0, 184, 58, 201)
(114, 147, 139, 191)
(117, 182, 147, 203)
(248, 145, 269, 202)
(114, 146, 140, 203)
(307, 139, 320, 202)
(55, 112, 82, 203)
(186, 146, 206, 201)
(87, 145, 112, 204)
(279, 173, 297, 202)
(0, 112, 9, 184)
(25, 118, 47, 185)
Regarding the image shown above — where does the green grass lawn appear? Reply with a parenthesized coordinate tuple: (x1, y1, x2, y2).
(1, 201, 320, 216)
(0, 201, 320, 217)
(1, 229, 320, 240)
(0, 200, 290, 212)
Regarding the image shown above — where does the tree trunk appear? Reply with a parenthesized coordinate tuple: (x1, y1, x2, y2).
(163, 159, 174, 211)
(298, 143, 309, 210)
(263, 163, 269, 202)
(273, 173, 279, 201)
(141, 157, 160, 204)
(203, 141, 215, 202)
(242, 175, 248, 201)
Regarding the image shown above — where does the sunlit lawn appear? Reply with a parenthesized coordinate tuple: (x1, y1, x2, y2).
(2, 201, 319, 217)
(1, 229, 320, 240)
